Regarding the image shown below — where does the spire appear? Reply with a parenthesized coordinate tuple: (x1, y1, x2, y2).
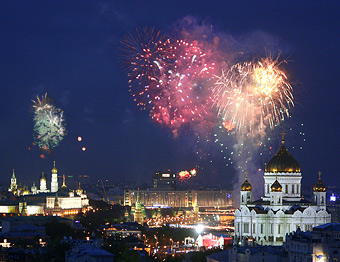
(62, 175, 67, 188)
(76, 182, 83, 195)
(41, 172, 46, 180)
(52, 161, 58, 174)
(281, 131, 286, 144)
(12, 169, 15, 178)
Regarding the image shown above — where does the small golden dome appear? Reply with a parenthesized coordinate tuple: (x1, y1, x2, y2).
(51, 161, 58, 173)
(76, 182, 83, 195)
(265, 131, 301, 173)
(271, 179, 282, 192)
(241, 172, 252, 191)
(41, 172, 46, 181)
(313, 171, 326, 192)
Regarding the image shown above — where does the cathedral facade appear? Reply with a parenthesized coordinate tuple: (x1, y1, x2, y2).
(234, 133, 331, 246)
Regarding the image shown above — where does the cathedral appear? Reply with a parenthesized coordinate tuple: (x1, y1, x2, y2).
(6, 161, 90, 216)
(234, 132, 331, 246)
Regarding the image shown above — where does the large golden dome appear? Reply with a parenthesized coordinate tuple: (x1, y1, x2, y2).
(265, 132, 301, 173)
(271, 179, 283, 192)
(313, 171, 326, 192)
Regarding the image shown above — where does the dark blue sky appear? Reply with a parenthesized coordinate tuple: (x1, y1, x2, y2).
(0, 1, 340, 189)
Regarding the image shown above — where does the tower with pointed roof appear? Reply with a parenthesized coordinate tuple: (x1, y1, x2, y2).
(240, 171, 252, 207)
(31, 182, 37, 195)
(234, 131, 331, 246)
(8, 169, 17, 192)
(38, 172, 49, 193)
(134, 190, 144, 224)
(313, 171, 326, 209)
(51, 161, 58, 193)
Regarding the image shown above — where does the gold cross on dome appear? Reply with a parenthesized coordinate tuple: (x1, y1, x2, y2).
(280, 131, 286, 143)
(245, 171, 248, 180)
(318, 171, 322, 180)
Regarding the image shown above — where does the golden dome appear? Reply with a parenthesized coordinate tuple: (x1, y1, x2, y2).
(265, 131, 301, 173)
(51, 161, 58, 173)
(241, 172, 252, 191)
(76, 182, 83, 195)
(41, 172, 46, 181)
(271, 179, 282, 192)
(313, 171, 326, 192)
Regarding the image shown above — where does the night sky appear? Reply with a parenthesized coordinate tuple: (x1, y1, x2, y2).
(1, 1, 340, 190)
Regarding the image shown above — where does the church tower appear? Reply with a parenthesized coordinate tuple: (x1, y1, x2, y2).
(134, 190, 144, 224)
(263, 131, 302, 202)
(313, 171, 326, 209)
(51, 161, 58, 193)
(31, 182, 37, 195)
(270, 176, 283, 207)
(38, 172, 49, 193)
(8, 169, 17, 192)
(240, 172, 252, 207)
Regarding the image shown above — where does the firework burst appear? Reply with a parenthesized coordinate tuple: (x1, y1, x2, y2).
(121, 27, 171, 109)
(149, 39, 216, 131)
(213, 57, 294, 133)
(32, 94, 66, 152)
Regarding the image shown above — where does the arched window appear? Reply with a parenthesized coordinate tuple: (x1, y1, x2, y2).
(285, 184, 288, 193)
(242, 195, 244, 203)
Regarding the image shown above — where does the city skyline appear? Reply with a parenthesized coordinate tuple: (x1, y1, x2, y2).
(1, 1, 340, 188)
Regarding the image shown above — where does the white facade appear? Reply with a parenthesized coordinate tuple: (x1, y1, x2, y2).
(46, 192, 89, 209)
(51, 161, 58, 193)
(234, 137, 331, 246)
(38, 172, 50, 193)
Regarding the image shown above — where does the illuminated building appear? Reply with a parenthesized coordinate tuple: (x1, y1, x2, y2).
(6, 162, 90, 216)
(50, 161, 59, 193)
(45, 176, 90, 216)
(133, 191, 144, 224)
(285, 223, 340, 262)
(234, 132, 331, 246)
(124, 189, 232, 208)
(38, 172, 49, 193)
(153, 171, 177, 190)
(8, 169, 17, 192)
(31, 182, 37, 195)
(197, 233, 232, 249)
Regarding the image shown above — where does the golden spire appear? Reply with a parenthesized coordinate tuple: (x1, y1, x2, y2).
(245, 171, 248, 180)
(41, 172, 46, 180)
(280, 131, 286, 144)
(76, 182, 83, 195)
(61, 175, 67, 188)
(52, 161, 58, 173)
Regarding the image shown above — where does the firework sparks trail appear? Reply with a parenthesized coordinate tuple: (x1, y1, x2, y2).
(148, 39, 216, 130)
(121, 27, 171, 109)
(32, 94, 66, 152)
(213, 57, 294, 133)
